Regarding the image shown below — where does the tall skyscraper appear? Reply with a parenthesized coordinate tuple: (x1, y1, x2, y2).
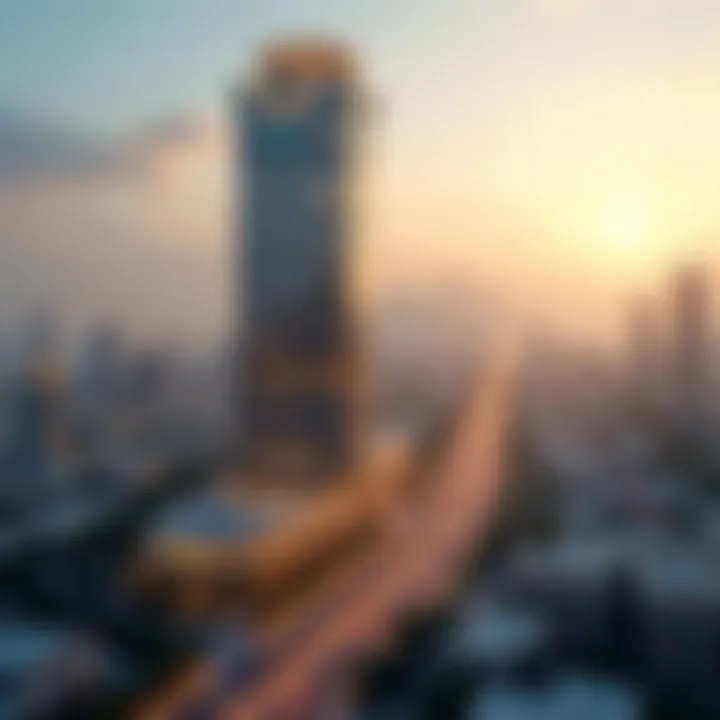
(235, 40, 365, 481)
(672, 265, 710, 429)
(628, 298, 655, 411)
(627, 296, 672, 416)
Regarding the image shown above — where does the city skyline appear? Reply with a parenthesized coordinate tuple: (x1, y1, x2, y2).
(2, 13, 720, 717)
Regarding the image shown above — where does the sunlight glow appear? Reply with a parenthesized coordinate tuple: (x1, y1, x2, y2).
(602, 203, 652, 252)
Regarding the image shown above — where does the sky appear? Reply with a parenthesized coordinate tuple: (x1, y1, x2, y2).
(1, 0, 720, 349)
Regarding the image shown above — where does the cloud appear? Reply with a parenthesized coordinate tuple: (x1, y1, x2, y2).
(0, 111, 127, 181)
(0, 108, 217, 185)
(0, 108, 228, 345)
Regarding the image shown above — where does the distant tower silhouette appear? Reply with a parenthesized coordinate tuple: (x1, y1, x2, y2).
(6, 361, 64, 484)
(81, 325, 122, 408)
(3, 312, 66, 489)
(234, 40, 366, 482)
(628, 297, 666, 416)
(672, 266, 710, 431)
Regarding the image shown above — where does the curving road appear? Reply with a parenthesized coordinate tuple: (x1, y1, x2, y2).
(139, 352, 515, 720)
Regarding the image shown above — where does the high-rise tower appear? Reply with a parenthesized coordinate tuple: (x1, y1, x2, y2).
(673, 265, 710, 430)
(235, 40, 365, 482)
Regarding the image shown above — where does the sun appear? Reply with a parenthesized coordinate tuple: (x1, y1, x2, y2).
(568, 195, 665, 276)
(602, 203, 652, 251)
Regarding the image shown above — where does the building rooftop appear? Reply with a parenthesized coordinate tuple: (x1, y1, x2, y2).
(0, 622, 107, 715)
(151, 492, 289, 545)
(144, 438, 412, 583)
(0, 624, 83, 675)
(511, 531, 720, 603)
(260, 39, 357, 82)
(449, 604, 549, 669)
(0, 488, 119, 564)
(469, 673, 643, 720)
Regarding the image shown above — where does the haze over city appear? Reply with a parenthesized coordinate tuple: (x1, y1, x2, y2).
(3, 3, 720, 719)
(2, 0, 720, 348)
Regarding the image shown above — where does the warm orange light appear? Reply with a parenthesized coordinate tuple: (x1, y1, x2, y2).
(601, 202, 652, 252)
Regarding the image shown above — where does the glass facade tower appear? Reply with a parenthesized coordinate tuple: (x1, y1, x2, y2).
(235, 41, 364, 481)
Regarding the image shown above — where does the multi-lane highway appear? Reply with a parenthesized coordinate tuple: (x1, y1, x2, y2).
(139, 354, 515, 719)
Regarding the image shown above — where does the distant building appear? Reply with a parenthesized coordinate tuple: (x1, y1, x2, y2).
(672, 266, 710, 430)
(235, 39, 367, 482)
(80, 325, 123, 412)
(505, 533, 720, 709)
(3, 361, 65, 492)
(0, 623, 109, 718)
(628, 298, 661, 414)
(17, 311, 60, 370)
(467, 673, 643, 720)
(76, 324, 124, 451)
(447, 601, 550, 675)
